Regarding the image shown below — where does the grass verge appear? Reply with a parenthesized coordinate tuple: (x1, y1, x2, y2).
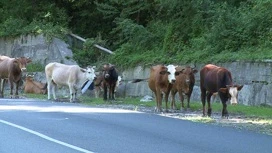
(24, 93, 272, 119)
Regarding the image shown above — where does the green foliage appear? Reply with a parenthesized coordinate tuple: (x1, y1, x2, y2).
(1, 0, 272, 67)
(0, 0, 69, 38)
(72, 36, 108, 67)
(26, 62, 45, 72)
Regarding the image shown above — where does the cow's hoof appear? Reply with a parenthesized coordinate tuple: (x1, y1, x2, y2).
(222, 114, 229, 119)
(154, 108, 162, 113)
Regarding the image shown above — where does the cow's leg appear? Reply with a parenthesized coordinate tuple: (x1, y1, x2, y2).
(155, 90, 162, 112)
(47, 80, 52, 100)
(0, 79, 4, 98)
(170, 91, 177, 110)
(219, 93, 229, 118)
(222, 102, 229, 118)
(68, 84, 75, 102)
(9, 80, 14, 98)
(103, 85, 108, 101)
(178, 90, 185, 110)
(111, 84, 116, 100)
(52, 84, 57, 101)
(109, 84, 113, 100)
(200, 89, 206, 116)
(206, 92, 213, 117)
(94, 87, 100, 98)
(165, 92, 170, 113)
(15, 81, 19, 98)
(187, 93, 192, 109)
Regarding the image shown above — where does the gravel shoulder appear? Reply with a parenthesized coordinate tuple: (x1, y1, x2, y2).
(96, 104, 272, 136)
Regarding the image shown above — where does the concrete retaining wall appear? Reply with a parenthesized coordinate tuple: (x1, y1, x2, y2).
(118, 62, 272, 106)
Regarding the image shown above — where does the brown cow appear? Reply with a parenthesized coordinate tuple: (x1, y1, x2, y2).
(0, 56, 32, 98)
(102, 64, 119, 101)
(24, 75, 47, 94)
(200, 64, 243, 117)
(148, 64, 178, 112)
(94, 74, 122, 98)
(171, 66, 198, 110)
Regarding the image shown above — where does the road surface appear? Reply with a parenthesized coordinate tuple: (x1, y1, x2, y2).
(0, 99, 271, 153)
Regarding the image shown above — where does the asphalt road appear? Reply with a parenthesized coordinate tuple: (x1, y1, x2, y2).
(0, 98, 271, 153)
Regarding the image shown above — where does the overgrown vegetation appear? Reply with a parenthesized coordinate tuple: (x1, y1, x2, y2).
(0, 0, 272, 68)
(26, 62, 45, 72)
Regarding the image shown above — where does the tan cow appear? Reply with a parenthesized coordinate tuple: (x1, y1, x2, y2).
(0, 56, 32, 98)
(24, 75, 47, 94)
(148, 64, 177, 112)
(171, 66, 198, 110)
(45, 62, 96, 102)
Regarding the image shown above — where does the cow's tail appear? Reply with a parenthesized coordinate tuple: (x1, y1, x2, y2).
(130, 78, 149, 83)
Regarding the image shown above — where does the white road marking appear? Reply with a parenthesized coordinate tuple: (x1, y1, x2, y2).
(0, 119, 95, 153)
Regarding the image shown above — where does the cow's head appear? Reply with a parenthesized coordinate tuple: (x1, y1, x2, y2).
(164, 65, 177, 84)
(25, 74, 35, 81)
(103, 63, 117, 79)
(219, 85, 243, 105)
(183, 66, 197, 85)
(81, 66, 96, 82)
(15, 57, 32, 72)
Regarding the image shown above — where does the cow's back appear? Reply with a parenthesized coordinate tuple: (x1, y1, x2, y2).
(200, 64, 232, 92)
(45, 62, 80, 86)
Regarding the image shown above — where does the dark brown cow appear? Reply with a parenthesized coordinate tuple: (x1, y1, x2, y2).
(171, 66, 198, 110)
(94, 72, 121, 98)
(102, 64, 119, 101)
(24, 75, 47, 94)
(148, 64, 178, 112)
(200, 64, 243, 117)
(0, 56, 32, 98)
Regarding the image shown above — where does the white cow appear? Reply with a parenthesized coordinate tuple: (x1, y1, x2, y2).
(45, 62, 96, 102)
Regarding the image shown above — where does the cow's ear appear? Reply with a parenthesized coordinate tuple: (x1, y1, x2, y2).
(80, 68, 86, 72)
(27, 58, 32, 63)
(236, 85, 243, 91)
(219, 88, 228, 93)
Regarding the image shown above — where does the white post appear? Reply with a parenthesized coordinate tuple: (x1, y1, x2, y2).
(69, 33, 115, 55)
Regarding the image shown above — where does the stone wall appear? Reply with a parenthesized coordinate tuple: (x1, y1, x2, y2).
(118, 62, 272, 106)
(0, 35, 77, 65)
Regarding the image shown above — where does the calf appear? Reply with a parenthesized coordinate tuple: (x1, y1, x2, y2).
(171, 66, 198, 110)
(200, 64, 243, 117)
(24, 75, 47, 94)
(0, 56, 32, 98)
(45, 62, 96, 102)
